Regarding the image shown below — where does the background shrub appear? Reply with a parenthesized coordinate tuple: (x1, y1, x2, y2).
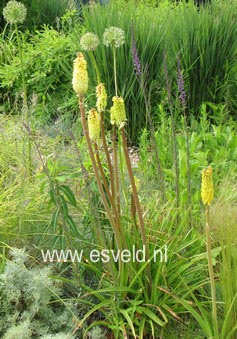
(0, 26, 78, 122)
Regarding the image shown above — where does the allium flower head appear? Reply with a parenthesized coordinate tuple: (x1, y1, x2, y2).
(110, 96, 126, 129)
(96, 83, 107, 112)
(3, 0, 27, 24)
(72, 52, 88, 96)
(103, 27, 125, 48)
(201, 166, 214, 206)
(88, 108, 100, 143)
(80, 32, 100, 51)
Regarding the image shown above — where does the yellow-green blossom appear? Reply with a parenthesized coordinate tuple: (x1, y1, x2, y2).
(72, 52, 88, 96)
(3, 0, 27, 24)
(80, 32, 100, 51)
(96, 83, 107, 112)
(88, 108, 100, 143)
(110, 96, 126, 129)
(201, 166, 214, 206)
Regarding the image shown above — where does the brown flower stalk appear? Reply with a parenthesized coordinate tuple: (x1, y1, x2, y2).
(79, 96, 123, 250)
(201, 166, 219, 339)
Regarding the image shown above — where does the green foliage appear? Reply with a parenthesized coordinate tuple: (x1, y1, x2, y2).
(0, 116, 51, 246)
(139, 105, 237, 224)
(64, 211, 208, 338)
(22, 0, 70, 30)
(0, 26, 78, 122)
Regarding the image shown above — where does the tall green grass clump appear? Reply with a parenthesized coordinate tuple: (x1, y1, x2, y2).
(75, 0, 167, 143)
(75, 0, 237, 143)
(165, 1, 237, 113)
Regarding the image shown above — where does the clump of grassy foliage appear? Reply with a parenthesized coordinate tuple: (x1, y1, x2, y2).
(77, 0, 237, 143)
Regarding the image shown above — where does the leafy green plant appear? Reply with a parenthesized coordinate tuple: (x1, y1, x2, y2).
(0, 26, 78, 122)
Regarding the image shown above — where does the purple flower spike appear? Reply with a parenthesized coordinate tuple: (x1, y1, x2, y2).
(177, 57, 186, 108)
(131, 23, 142, 77)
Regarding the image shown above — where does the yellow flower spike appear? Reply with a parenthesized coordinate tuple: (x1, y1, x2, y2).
(110, 96, 127, 129)
(88, 108, 100, 144)
(201, 166, 214, 206)
(72, 52, 88, 96)
(96, 83, 107, 113)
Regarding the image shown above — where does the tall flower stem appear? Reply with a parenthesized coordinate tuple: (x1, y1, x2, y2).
(15, 24, 32, 177)
(206, 205, 219, 339)
(94, 143, 113, 199)
(94, 142, 124, 242)
(79, 95, 123, 251)
(100, 111, 115, 199)
(88, 50, 115, 199)
(170, 110, 179, 213)
(183, 109, 192, 227)
(164, 52, 179, 214)
(15, 24, 27, 116)
(121, 127, 151, 283)
(177, 57, 191, 227)
(131, 24, 165, 201)
(121, 129, 146, 250)
(113, 125, 120, 214)
(112, 45, 120, 214)
(69, 131, 108, 249)
(140, 78, 165, 202)
(113, 45, 118, 97)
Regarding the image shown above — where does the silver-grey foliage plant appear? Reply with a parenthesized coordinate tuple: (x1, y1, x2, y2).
(0, 248, 76, 338)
